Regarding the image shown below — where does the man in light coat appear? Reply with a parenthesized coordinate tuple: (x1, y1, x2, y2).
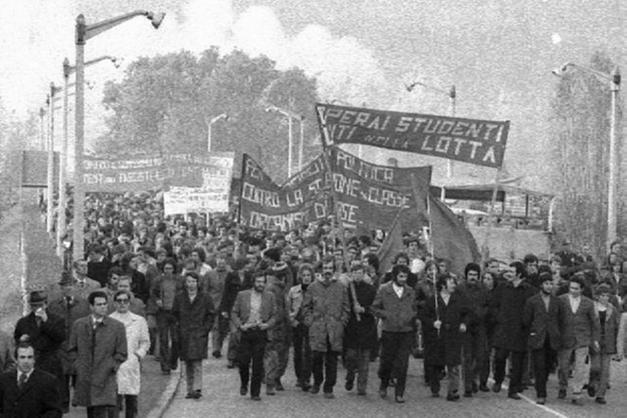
(302, 257, 350, 399)
(69, 290, 128, 418)
(109, 290, 150, 418)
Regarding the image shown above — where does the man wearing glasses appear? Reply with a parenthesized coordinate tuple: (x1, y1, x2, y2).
(110, 291, 150, 418)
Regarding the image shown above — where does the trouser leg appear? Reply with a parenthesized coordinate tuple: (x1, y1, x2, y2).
(250, 332, 267, 397)
(393, 332, 412, 397)
(493, 347, 509, 384)
(557, 348, 573, 392)
(597, 353, 611, 398)
(378, 331, 397, 387)
(323, 349, 339, 393)
(124, 395, 137, 418)
(357, 348, 371, 393)
(447, 364, 461, 396)
(238, 332, 253, 390)
(532, 341, 548, 398)
(571, 346, 589, 398)
(312, 351, 325, 387)
(293, 326, 304, 382)
(509, 351, 525, 395)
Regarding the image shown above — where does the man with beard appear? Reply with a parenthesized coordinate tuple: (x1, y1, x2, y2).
(231, 272, 276, 401)
(302, 257, 350, 399)
(523, 272, 560, 405)
(457, 262, 490, 395)
(344, 264, 377, 396)
(490, 262, 536, 399)
(371, 264, 417, 403)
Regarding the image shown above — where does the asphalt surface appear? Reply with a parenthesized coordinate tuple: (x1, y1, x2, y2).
(162, 351, 627, 418)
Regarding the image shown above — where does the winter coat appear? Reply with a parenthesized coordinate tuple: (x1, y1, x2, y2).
(344, 281, 378, 350)
(523, 293, 561, 351)
(0, 368, 62, 417)
(371, 282, 417, 333)
(47, 295, 91, 375)
(68, 316, 128, 407)
(419, 292, 470, 366)
(456, 282, 490, 334)
(265, 275, 290, 341)
(230, 290, 277, 331)
(108, 311, 150, 395)
(172, 291, 215, 361)
(14, 310, 65, 382)
(206, 268, 229, 307)
(491, 280, 537, 351)
(302, 279, 350, 353)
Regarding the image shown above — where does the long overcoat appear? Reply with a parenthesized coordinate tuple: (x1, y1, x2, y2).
(172, 291, 215, 361)
(490, 281, 537, 351)
(47, 295, 91, 375)
(68, 316, 127, 406)
(108, 311, 150, 395)
(344, 281, 378, 350)
(420, 292, 469, 367)
(302, 279, 350, 352)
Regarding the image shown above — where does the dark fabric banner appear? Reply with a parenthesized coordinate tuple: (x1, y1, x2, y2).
(315, 103, 509, 168)
(238, 153, 330, 231)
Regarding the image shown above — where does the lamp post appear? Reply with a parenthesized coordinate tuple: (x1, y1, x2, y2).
(46, 83, 62, 234)
(265, 105, 304, 178)
(72, 10, 165, 262)
(406, 81, 456, 177)
(206, 113, 228, 152)
(553, 62, 621, 252)
(39, 107, 46, 150)
(57, 56, 117, 257)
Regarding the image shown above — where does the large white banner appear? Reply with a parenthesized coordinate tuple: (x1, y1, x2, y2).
(163, 152, 234, 215)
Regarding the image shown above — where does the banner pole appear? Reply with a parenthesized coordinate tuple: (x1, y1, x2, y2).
(481, 169, 502, 268)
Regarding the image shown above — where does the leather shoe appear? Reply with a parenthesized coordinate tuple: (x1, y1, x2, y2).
(558, 389, 566, 399)
(310, 384, 320, 394)
(587, 384, 596, 398)
(357, 390, 367, 396)
(595, 397, 606, 404)
(301, 383, 311, 392)
(275, 380, 285, 391)
(395, 395, 405, 403)
(345, 378, 354, 391)
(571, 398, 583, 406)
(266, 386, 276, 396)
(536, 398, 546, 405)
(251, 395, 261, 401)
(446, 393, 460, 401)
(379, 387, 387, 399)
(324, 392, 335, 399)
(212, 351, 222, 359)
(240, 386, 248, 396)
(472, 381, 478, 393)
(185, 392, 195, 399)
(227, 360, 236, 369)
(508, 393, 521, 400)
(492, 382, 502, 393)
(464, 391, 473, 398)
(479, 383, 490, 392)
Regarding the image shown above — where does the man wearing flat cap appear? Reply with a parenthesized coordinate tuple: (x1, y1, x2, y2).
(14, 291, 66, 396)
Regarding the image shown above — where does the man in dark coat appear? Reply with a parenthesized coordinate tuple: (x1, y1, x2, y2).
(14, 291, 65, 394)
(457, 262, 490, 395)
(231, 272, 277, 400)
(172, 271, 215, 399)
(48, 273, 92, 413)
(523, 272, 560, 405)
(0, 341, 62, 417)
(68, 290, 128, 418)
(420, 274, 470, 400)
(344, 264, 378, 396)
(370, 264, 417, 403)
(490, 261, 537, 399)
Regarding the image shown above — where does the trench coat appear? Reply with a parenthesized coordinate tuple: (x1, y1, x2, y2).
(172, 291, 215, 361)
(68, 316, 128, 407)
(302, 279, 350, 353)
(344, 281, 378, 350)
(108, 311, 150, 395)
(47, 295, 91, 375)
(491, 281, 537, 351)
(419, 292, 470, 367)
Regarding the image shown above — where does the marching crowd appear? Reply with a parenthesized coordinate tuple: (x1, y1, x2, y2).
(4, 190, 627, 417)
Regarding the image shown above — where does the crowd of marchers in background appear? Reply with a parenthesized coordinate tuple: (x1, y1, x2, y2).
(3, 190, 627, 417)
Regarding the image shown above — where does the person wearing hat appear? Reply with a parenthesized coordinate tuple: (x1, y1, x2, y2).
(523, 272, 560, 405)
(48, 273, 92, 413)
(587, 283, 620, 404)
(14, 291, 66, 401)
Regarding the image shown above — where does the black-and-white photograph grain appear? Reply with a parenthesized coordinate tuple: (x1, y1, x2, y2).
(0, 1, 624, 417)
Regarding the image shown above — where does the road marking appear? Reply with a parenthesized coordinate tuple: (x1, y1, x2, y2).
(500, 382, 570, 418)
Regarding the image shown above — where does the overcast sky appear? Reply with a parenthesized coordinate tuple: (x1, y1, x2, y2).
(1, 0, 623, 188)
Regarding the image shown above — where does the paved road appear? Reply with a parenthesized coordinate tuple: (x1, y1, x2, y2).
(163, 352, 627, 418)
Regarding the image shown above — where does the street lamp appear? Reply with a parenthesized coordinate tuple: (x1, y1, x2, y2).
(553, 62, 621, 252)
(206, 113, 228, 152)
(56, 55, 117, 257)
(46, 83, 62, 234)
(406, 80, 456, 178)
(72, 10, 165, 261)
(265, 105, 304, 177)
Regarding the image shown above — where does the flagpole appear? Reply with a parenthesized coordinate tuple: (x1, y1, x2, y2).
(481, 169, 502, 267)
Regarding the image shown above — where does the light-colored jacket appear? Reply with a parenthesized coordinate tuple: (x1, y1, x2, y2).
(108, 311, 150, 395)
(286, 284, 305, 327)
